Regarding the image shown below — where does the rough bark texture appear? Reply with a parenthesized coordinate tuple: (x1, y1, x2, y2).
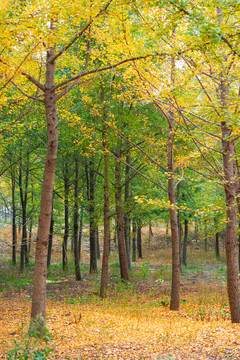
(100, 128, 110, 298)
(31, 47, 58, 320)
(115, 146, 129, 281)
(220, 76, 240, 323)
(47, 213, 54, 269)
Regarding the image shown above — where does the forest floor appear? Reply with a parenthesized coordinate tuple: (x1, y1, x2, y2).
(0, 226, 240, 359)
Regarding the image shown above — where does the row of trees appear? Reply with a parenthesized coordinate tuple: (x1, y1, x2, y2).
(1, 0, 240, 325)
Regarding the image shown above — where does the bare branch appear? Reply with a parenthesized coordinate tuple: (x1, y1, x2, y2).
(21, 72, 45, 91)
(10, 81, 44, 102)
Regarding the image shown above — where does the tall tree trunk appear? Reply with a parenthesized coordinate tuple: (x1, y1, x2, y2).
(137, 222, 143, 259)
(168, 54, 180, 311)
(62, 165, 70, 271)
(115, 145, 129, 281)
(73, 156, 81, 281)
(132, 220, 137, 262)
(89, 159, 97, 273)
(124, 152, 131, 271)
(78, 204, 83, 260)
(31, 43, 58, 321)
(218, 32, 240, 322)
(100, 126, 111, 298)
(19, 151, 29, 271)
(11, 170, 17, 266)
(182, 218, 188, 266)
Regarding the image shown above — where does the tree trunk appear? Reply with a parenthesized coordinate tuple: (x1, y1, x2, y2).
(47, 213, 54, 269)
(219, 60, 240, 322)
(168, 54, 180, 311)
(30, 44, 58, 321)
(115, 145, 129, 281)
(62, 166, 70, 270)
(89, 159, 97, 273)
(215, 232, 220, 258)
(73, 156, 81, 281)
(182, 218, 188, 266)
(100, 127, 110, 298)
(137, 222, 142, 259)
(96, 227, 100, 259)
(78, 204, 83, 260)
(11, 171, 17, 265)
(19, 152, 29, 271)
(124, 152, 131, 271)
(132, 220, 137, 262)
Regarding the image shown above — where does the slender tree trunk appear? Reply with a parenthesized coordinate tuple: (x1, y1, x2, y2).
(204, 222, 208, 252)
(30, 43, 58, 321)
(182, 218, 188, 266)
(215, 232, 220, 258)
(168, 52, 180, 311)
(137, 222, 142, 259)
(176, 183, 182, 265)
(78, 204, 83, 260)
(100, 127, 110, 297)
(73, 156, 81, 281)
(115, 145, 129, 281)
(11, 171, 17, 265)
(89, 159, 97, 273)
(96, 227, 100, 259)
(28, 219, 33, 254)
(19, 153, 29, 270)
(132, 220, 137, 262)
(62, 166, 69, 270)
(124, 152, 131, 271)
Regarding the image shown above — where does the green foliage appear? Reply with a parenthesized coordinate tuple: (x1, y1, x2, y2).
(7, 324, 53, 360)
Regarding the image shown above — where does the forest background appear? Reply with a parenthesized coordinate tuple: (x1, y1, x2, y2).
(1, 0, 240, 358)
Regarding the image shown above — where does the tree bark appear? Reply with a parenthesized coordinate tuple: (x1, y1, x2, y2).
(30, 44, 58, 321)
(132, 220, 137, 262)
(62, 164, 70, 270)
(47, 212, 54, 269)
(19, 151, 29, 271)
(215, 232, 220, 258)
(11, 170, 17, 266)
(219, 69, 240, 323)
(115, 145, 129, 281)
(73, 156, 81, 281)
(168, 53, 180, 311)
(137, 222, 142, 259)
(88, 158, 97, 273)
(100, 126, 110, 297)
(182, 218, 188, 266)
(124, 152, 131, 271)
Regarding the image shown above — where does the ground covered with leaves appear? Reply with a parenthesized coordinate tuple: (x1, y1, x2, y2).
(1, 261, 240, 359)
